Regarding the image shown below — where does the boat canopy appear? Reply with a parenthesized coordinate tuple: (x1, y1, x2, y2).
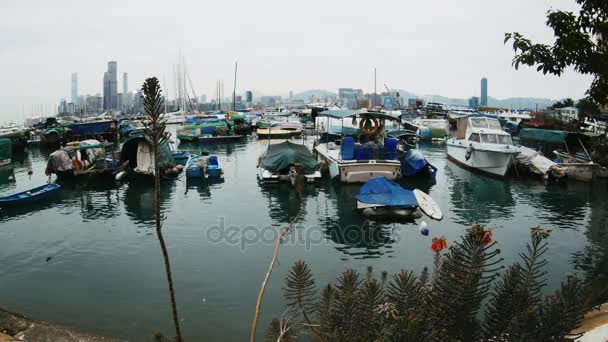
(318, 109, 399, 121)
(519, 128, 570, 144)
(356, 177, 418, 208)
(259, 141, 319, 172)
(0, 138, 11, 160)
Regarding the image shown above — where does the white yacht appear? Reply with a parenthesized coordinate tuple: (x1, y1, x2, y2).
(447, 115, 519, 177)
(314, 110, 402, 183)
(165, 110, 186, 124)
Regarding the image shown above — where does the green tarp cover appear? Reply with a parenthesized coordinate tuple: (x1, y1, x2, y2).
(260, 141, 319, 172)
(519, 128, 569, 144)
(0, 138, 11, 160)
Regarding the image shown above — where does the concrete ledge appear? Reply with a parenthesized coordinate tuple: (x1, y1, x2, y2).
(0, 308, 125, 342)
(575, 303, 608, 342)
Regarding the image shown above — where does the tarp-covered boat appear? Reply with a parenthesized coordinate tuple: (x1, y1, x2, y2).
(399, 149, 437, 178)
(257, 141, 321, 183)
(0, 183, 61, 206)
(45, 139, 120, 178)
(120, 136, 176, 178)
(356, 177, 443, 221)
(0, 138, 12, 166)
(515, 146, 567, 180)
(356, 177, 420, 220)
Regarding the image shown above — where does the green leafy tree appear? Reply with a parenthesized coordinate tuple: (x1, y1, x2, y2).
(550, 98, 575, 109)
(576, 97, 601, 118)
(142, 77, 183, 342)
(268, 226, 599, 341)
(505, 0, 608, 106)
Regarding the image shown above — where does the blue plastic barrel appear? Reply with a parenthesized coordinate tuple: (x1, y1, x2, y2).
(384, 138, 398, 159)
(418, 127, 432, 140)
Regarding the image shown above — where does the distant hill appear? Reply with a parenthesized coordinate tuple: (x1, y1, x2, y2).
(281, 88, 555, 110)
(292, 89, 337, 101)
(395, 90, 554, 110)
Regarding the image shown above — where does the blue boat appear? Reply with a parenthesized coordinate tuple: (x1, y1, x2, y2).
(0, 183, 61, 206)
(172, 151, 189, 164)
(185, 155, 223, 179)
(355, 177, 443, 221)
(356, 177, 421, 220)
(399, 149, 437, 179)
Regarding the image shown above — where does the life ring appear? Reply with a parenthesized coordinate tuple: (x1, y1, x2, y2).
(72, 159, 83, 171)
(359, 115, 379, 136)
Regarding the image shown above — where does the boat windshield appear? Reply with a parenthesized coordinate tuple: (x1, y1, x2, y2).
(497, 134, 513, 145)
(481, 133, 498, 144)
(470, 117, 488, 128)
(488, 118, 502, 129)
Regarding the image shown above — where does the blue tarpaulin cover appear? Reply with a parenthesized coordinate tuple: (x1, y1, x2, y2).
(356, 177, 418, 208)
(399, 150, 437, 178)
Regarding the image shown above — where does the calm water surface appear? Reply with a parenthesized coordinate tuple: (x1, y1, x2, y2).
(0, 133, 607, 341)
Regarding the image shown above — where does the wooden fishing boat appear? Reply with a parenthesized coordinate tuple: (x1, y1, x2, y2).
(256, 127, 302, 139)
(0, 183, 61, 206)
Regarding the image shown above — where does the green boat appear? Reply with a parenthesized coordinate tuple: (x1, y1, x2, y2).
(177, 115, 249, 142)
(0, 138, 11, 166)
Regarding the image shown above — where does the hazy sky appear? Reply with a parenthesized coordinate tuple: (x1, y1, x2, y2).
(0, 0, 593, 121)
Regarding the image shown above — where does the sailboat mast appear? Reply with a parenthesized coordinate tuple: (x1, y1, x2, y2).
(232, 61, 238, 111)
(374, 67, 377, 108)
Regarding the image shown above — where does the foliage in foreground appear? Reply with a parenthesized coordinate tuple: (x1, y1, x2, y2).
(268, 225, 601, 342)
(504, 0, 608, 106)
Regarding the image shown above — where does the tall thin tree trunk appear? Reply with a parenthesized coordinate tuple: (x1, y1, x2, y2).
(155, 152, 183, 342)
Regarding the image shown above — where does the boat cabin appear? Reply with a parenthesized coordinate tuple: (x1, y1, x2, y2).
(456, 115, 513, 145)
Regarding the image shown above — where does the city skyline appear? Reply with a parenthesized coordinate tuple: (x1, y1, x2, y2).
(0, 0, 594, 120)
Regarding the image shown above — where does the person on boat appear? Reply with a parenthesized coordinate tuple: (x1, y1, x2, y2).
(196, 157, 209, 177)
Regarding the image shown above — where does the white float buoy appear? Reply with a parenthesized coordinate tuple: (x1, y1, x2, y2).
(419, 221, 429, 236)
(115, 171, 126, 181)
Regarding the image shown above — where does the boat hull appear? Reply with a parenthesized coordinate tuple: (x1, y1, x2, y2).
(315, 145, 401, 183)
(0, 184, 61, 206)
(198, 135, 243, 143)
(257, 168, 322, 183)
(446, 140, 516, 177)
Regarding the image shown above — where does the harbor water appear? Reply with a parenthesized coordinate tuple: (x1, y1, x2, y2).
(0, 134, 607, 341)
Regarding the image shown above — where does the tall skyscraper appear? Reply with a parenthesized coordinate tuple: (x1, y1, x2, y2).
(122, 72, 128, 95)
(71, 73, 78, 105)
(103, 61, 118, 111)
(480, 77, 488, 106)
(245, 91, 253, 104)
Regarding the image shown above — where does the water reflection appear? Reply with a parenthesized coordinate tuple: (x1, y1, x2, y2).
(258, 182, 316, 223)
(514, 180, 592, 228)
(184, 178, 225, 199)
(446, 161, 516, 225)
(124, 179, 176, 225)
(323, 183, 397, 258)
(571, 181, 608, 292)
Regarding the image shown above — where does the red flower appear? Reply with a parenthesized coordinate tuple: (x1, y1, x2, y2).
(480, 229, 493, 245)
(431, 237, 447, 252)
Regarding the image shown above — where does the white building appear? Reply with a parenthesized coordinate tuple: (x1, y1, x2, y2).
(558, 106, 579, 122)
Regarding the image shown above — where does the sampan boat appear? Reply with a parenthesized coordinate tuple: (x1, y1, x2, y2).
(0, 183, 61, 206)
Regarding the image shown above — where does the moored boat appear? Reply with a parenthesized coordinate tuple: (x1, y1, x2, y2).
(257, 141, 321, 183)
(355, 177, 443, 221)
(45, 140, 122, 179)
(256, 127, 302, 139)
(0, 183, 61, 206)
(185, 154, 223, 178)
(0, 138, 11, 166)
(399, 149, 437, 179)
(314, 110, 402, 183)
(447, 115, 519, 177)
